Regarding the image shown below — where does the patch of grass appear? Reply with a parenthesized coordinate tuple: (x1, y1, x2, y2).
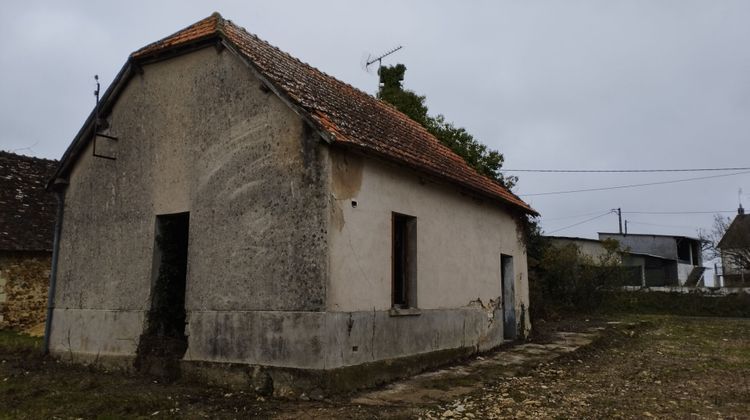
(0, 330, 276, 419)
(0, 330, 42, 354)
(602, 291, 750, 318)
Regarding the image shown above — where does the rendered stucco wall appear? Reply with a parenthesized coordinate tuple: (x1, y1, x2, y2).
(325, 149, 529, 364)
(49, 47, 329, 360)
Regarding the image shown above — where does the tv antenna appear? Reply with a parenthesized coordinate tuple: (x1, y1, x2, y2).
(363, 45, 403, 74)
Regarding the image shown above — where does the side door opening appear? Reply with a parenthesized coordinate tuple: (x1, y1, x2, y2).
(135, 212, 190, 379)
(501, 254, 516, 340)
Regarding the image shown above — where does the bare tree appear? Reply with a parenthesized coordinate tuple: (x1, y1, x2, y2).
(699, 213, 750, 274)
(698, 214, 730, 261)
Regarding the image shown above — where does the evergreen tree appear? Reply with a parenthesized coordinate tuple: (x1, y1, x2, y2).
(378, 65, 543, 282)
(377, 64, 517, 189)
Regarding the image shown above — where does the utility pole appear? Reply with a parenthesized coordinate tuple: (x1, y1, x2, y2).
(624, 219, 628, 235)
(613, 207, 622, 234)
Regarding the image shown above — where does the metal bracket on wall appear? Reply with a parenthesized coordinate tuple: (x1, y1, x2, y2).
(92, 133, 118, 160)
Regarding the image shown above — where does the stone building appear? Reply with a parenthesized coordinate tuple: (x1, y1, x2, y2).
(0, 151, 57, 331)
(46, 14, 536, 393)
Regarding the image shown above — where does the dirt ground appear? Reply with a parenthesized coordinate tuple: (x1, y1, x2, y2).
(0, 315, 748, 419)
(419, 316, 750, 419)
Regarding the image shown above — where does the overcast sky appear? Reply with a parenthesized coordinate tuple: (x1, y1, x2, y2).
(2, 1, 749, 243)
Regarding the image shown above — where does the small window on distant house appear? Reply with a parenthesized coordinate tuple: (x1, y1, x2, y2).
(392, 213, 417, 309)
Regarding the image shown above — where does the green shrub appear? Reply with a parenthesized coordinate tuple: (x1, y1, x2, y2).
(530, 239, 626, 318)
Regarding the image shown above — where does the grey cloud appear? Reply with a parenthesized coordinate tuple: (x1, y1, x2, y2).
(1, 0, 748, 242)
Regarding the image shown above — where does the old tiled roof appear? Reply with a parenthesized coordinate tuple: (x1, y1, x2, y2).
(0, 151, 57, 251)
(131, 13, 535, 214)
(718, 214, 750, 249)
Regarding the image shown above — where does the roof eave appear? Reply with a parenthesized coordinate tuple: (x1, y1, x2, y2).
(333, 142, 538, 216)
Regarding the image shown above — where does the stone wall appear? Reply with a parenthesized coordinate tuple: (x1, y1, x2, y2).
(0, 251, 50, 330)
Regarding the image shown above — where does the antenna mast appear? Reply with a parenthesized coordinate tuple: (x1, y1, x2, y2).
(366, 45, 403, 70)
(364, 45, 403, 91)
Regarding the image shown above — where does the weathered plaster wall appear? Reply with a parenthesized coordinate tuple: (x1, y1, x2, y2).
(325, 148, 529, 365)
(50, 46, 329, 359)
(178, 147, 527, 371)
(0, 251, 50, 330)
(328, 149, 528, 311)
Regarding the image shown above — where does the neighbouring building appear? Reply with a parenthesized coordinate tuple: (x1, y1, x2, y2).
(46, 13, 536, 393)
(717, 206, 750, 287)
(0, 151, 57, 331)
(545, 235, 639, 285)
(545, 236, 613, 261)
(598, 232, 704, 287)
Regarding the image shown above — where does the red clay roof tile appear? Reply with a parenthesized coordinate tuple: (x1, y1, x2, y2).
(132, 13, 535, 214)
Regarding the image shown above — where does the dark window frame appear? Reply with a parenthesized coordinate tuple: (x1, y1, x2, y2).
(392, 212, 417, 309)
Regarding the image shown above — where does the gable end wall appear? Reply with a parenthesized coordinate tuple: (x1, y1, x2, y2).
(49, 47, 330, 361)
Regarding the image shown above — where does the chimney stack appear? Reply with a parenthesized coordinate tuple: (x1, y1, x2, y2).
(740, 204, 745, 215)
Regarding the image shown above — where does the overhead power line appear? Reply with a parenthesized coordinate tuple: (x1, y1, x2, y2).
(501, 166, 750, 173)
(547, 211, 614, 234)
(521, 170, 750, 197)
(543, 209, 612, 222)
(549, 210, 735, 220)
(623, 210, 735, 215)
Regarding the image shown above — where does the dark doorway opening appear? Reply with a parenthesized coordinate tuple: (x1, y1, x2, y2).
(501, 254, 516, 340)
(135, 212, 190, 380)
